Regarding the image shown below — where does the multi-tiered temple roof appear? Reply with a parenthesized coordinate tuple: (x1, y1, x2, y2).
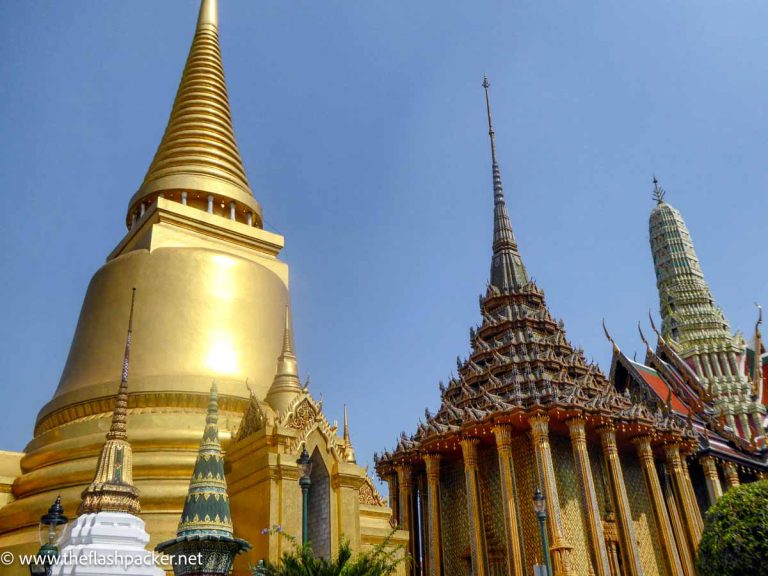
(376, 80, 693, 469)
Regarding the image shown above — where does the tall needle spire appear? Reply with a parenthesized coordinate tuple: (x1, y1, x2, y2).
(107, 288, 136, 441)
(79, 288, 141, 515)
(482, 75, 528, 293)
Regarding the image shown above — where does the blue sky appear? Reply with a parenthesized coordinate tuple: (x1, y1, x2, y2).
(1, 1, 766, 486)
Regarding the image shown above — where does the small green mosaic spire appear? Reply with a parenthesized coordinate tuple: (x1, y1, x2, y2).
(177, 382, 234, 538)
(649, 178, 763, 435)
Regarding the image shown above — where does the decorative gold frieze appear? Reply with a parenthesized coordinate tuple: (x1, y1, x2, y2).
(359, 476, 386, 507)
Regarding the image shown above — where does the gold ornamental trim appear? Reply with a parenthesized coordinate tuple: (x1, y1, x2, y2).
(35, 392, 249, 436)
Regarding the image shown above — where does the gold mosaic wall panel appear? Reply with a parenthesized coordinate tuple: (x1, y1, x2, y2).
(479, 445, 508, 576)
(551, 436, 592, 576)
(510, 434, 542, 575)
(440, 457, 468, 576)
(621, 453, 665, 576)
(588, 443, 609, 517)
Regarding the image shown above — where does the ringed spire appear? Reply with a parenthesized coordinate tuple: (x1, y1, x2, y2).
(482, 75, 528, 292)
(78, 288, 141, 515)
(127, 0, 262, 228)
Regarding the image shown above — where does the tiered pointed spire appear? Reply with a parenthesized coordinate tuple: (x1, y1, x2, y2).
(376, 80, 612, 454)
(482, 75, 528, 292)
(649, 178, 762, 435)
(156, 382, 249, 573)
(342, 405, 356, 463)
(128, 0, 262, 227)
(79, 288, 141, 515)
(176, 382, 234, 537)
(265, 306, 303, 414)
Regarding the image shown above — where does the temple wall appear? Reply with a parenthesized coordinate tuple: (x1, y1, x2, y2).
(439, 457, 468, 576)
(551, 436, 592, 575)
(0, 451, 22, 509)
(621, 453, 665, 576)
(359, 505, 408, 576)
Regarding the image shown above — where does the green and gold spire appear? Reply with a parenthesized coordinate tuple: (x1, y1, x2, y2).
(127, 0, 262, 227)
(79, 289, 141, 515)
(156, 382, 250, 574)
(177, 382, 233, 537)
(483, 75, 528, 293)
(649, 177, 733, 350)
(649, 178, 763, 435)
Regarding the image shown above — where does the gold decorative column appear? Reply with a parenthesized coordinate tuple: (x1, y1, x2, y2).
(661, 465, 696, 576)
(681, 449, 704, 536)
(460, 437, 489, 576)
(722, 461, 740, 489)
(417, 473, 428, 576)
(597, 425, 643, 576)
(396, 463, 417, 575)
(700, 456, 723, 505)
(492, 424, 526, 576)
(423, 454, 443, 576)
(566, 418, 610, 576)
(665, 444, 702, 551)
(634, 436, 684, 576)
(529, 415, 572, 576)
(385, 472, 400, 527)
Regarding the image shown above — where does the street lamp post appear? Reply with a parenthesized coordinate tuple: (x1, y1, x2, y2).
(533, 487, 552, 576)
(296, 445, 313, 547)
(30, 495, 68, 576)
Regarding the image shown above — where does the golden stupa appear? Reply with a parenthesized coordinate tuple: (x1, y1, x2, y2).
(0, 2, 402, 573)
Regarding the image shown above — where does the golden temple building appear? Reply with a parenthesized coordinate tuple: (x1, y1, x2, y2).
(374, 78, 767, 576)
(0, 2, 404, 574)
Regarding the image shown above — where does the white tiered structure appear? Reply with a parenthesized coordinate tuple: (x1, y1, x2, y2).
(52, 513, 164, 576)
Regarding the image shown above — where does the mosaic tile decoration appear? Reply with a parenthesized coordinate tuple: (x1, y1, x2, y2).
(621, 453, 665, 576)
(440, 457, 469, 575)
(510, 434, 543, 575)
(551, 436, 592, 576)
(479, 445, 508, 575)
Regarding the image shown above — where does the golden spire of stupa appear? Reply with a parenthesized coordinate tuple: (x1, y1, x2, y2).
(265, 306, 303, 414)
(79, 289, 141, 515)
(342, 404, 356, 463)
(127, 0, 262, 228)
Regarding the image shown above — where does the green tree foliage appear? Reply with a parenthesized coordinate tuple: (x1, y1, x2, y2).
(697, 479, 768, 576)
(252, 527, 405, 576)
